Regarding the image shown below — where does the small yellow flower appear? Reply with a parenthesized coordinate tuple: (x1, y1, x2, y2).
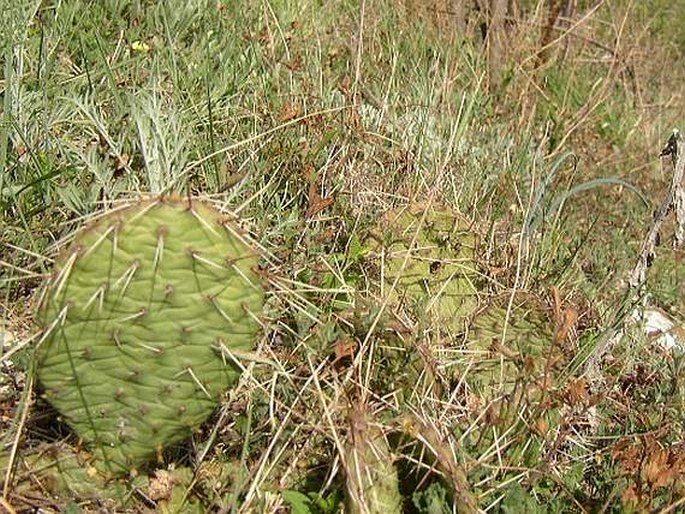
(131, 40, 150, 53)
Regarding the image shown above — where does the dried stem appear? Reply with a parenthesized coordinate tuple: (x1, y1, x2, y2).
(629, 130, 685, 288)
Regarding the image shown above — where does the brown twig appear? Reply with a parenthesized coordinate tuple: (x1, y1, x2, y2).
(629, 130, 685, 288)
(2, 373, 34, 500)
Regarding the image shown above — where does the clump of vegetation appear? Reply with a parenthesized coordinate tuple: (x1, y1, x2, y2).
(1, 0, 684, 511)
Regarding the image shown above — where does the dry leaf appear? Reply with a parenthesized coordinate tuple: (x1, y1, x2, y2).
(642, 444, 672, 489)
(535, 417, 549, 437)
(566, 377, 589, 406)
(280, 101, 300, 122)
(621, 485, 640, 507)
(554, 308, 578, 345)
(305, 181, 334, 218)
(334, 338, 358, 361)
(612, 441, 640, 475)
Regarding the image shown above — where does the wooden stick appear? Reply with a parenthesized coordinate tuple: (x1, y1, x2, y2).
(629, 129, 685, 288)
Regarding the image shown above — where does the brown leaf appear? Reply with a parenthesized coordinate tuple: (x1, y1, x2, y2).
(566, 377, 589, 406)
(550, 286, 578, 346)
(642, 444, 672, 489)
(535, 417, 549, 437)
(334, 338, 357, 361)
(305, 181, 334, 218)
(621, 485, 640, 507)
(613, 440, 640, 474)
(280, 101, 300, 122)
(554, 308, 578, 346)
(523, 355, 536, 373)
(485, 403, 503, 426)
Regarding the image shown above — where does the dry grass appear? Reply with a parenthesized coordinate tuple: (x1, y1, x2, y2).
(1, 0, 685, 512)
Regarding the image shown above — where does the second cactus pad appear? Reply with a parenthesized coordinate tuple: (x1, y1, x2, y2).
(35, 197, 264, 474)
(364, 202, 480, 332)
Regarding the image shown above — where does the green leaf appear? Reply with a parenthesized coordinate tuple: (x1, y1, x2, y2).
(412, 481, 451, 514)
(282, 490, 317, 514)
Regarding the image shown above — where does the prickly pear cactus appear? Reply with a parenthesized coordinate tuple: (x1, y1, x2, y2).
(364, 202, 480, 333)
(462, 296, 553, 397)
(343, 405, 402, 514)
(35, 196, 264, 474)
(0, 442, 145, 509)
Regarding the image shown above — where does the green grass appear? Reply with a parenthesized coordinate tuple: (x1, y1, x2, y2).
(2, 0, 685, 512)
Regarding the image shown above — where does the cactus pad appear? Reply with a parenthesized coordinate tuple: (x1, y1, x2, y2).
(343, 405, 402, 514)
(462, 296, 553, 396)
(364, 202, 480, 332)
(35, 196, 264, 474)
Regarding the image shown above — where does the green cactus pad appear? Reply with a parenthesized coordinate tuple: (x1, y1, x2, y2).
(343, 406, 402, 514)
(364, 202, 480, 332)
(35, 196, 264, 474)
(462, 296, 553, 396)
